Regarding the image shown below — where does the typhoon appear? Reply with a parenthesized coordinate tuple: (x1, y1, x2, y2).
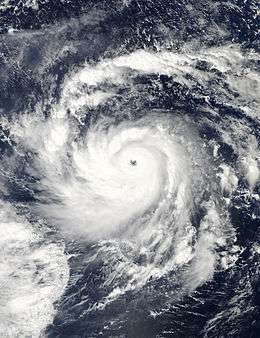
(0, 1, 259, 338)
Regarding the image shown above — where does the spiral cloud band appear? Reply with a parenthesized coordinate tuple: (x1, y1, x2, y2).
(0, 39, 259, 337)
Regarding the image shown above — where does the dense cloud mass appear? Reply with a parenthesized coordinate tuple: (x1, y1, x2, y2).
(0, 1, 259, 337)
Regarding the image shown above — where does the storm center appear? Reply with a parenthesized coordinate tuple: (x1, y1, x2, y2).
(130, 159, 137, 166)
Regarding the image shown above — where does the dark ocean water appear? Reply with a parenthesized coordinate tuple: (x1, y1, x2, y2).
(0, 1, 259, 337)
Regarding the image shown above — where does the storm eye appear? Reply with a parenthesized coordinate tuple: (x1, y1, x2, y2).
(130, 160, 137, 166)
